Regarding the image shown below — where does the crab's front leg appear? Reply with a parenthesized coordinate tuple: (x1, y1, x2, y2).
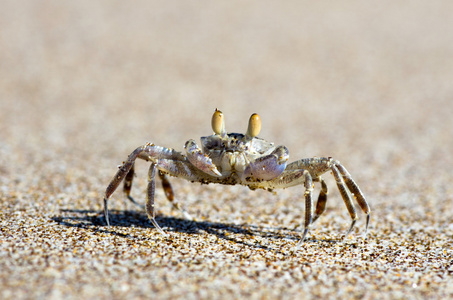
(104, 151, 137, 227)
(121, 160, 193, 220)
(143, 157, 220, 231)
(145, 163, 164, 233)
(250, 166, 316, 242)
(301, 170, 314, 242)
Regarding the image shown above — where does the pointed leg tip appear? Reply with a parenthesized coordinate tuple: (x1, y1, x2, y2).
(312, 215, 319, 224)
(103, 197, 111, 227)
(296, 228, 309, 248)
(150, 218, 166, 235)
(366, 214, 371, 229)
(360, 214, 370, 239)
(347, 219, 357, 235)
(154, 226, 166, 235)
(296, 238, 305, 248)
(104, 213, 111, 227)
(104, 214, 111, 227)
(183, 212, 194, 221)
(156, 228, 167, 236)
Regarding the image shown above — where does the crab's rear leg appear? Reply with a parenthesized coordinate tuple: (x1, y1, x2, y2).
(335, 163, 371, 235)
(123, 163, 145, 209)
(331, 165, 358, 237)
(328, 160, 370, 238)
(312, 177, 328, 223)
(283, 157, 370, 243)
(158, 171, 193, 220)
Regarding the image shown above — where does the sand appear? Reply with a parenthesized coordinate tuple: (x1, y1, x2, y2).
(1, 1, 452, 299)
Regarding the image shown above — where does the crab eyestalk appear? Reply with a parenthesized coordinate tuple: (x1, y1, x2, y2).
(211, 108, 226, 137)
(246, 113, 261, 138)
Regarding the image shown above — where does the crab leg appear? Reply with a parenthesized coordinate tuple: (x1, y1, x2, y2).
(103, 152, 137, 226)
(123, 163, 144, 208)
(335, 163, 371, 235)
(158, 171, 193, 220)
(273, 157, 370, 242)
(156, 159, 213, 182)
(248, 167, 317, 243)
(146, 163, 165, 234)
(144, 158, 221, 231)
(313, 177, 328, 223)
(103, 143, 187, 226)
(331, 164, 358, 237)
(300, 170, 314, 243)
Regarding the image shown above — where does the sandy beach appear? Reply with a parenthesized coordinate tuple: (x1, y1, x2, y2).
(1, 1, 452, 299)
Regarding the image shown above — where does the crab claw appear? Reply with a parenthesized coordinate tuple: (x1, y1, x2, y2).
(243, 145, 289, 181)
(185, 139, 222, 177)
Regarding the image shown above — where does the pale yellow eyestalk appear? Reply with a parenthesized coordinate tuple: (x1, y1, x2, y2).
(211, 108, 225, 136)
(246, 113, 261, 138)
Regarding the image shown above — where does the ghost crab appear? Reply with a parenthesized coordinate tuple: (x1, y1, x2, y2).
(103, 109, 370, 245)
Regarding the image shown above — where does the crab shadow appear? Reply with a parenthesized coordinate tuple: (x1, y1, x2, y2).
(52, 209, 338, 251)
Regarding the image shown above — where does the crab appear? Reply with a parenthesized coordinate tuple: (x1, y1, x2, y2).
(103, 109, 370, 245)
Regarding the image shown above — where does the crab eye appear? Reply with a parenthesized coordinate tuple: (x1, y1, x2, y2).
(211, 108, 225, 135)
(247, 113, 261, 138)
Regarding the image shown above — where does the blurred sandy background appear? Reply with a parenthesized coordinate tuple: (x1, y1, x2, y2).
(1, 1, 452, 299)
